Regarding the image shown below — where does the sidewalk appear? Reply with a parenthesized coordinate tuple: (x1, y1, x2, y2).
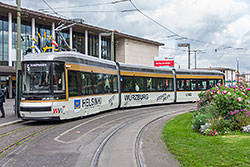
(0, 98, 23, 127)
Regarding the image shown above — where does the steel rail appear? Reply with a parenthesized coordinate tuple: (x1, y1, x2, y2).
(91, 107, 191, 167)
(135, 110, 188, 167)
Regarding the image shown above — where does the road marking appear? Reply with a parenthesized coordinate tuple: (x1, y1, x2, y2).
(0, 120, 23, 128)
(53, 114, 109, 143)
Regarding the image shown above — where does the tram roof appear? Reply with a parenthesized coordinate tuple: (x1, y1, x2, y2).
(118, 62, 173, 74)
(24, 51, 117, 67)
(175, 69, 224, 76)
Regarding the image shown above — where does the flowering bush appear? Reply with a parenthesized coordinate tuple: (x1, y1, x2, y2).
(193, 84, 250, 135)
(203, 129, 218, 136)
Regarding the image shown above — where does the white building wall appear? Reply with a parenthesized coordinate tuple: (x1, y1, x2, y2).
(116, 39, 126, 63)
(117, 38, 158, 66)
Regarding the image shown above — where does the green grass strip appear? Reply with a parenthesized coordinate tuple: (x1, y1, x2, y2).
(162, 113, 250, 167)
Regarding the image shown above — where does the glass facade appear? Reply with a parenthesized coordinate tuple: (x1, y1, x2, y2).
(12, 20, 32, 56)
(1, 14, 114, 67)
(36, 24, 51, 52)
(0, 16, 9, 65)
(87, 35, 111, 60)
(88, 35, 99, 57)
(73, 31, 85, 54)
(101, 37, 111, 60)
(56, 31, 70, 50)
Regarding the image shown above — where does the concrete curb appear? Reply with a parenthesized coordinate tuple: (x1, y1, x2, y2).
(0, 119, 23, 128)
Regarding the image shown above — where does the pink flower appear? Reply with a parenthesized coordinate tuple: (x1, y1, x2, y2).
(237, 97, 242, 102)
(247, 88, 250, 91)
(222, 90, 227, 94)
(227, 92, 231, 95)
(217, 83, 221, 86)
(229, 96, 232, 99)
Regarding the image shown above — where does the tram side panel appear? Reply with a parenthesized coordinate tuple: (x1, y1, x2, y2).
(120, 92, 174, 108)
(176, 91, 200, 102)
(64, 94, 119, 119)
(65, 62, 119, 119)
(119, 71, 175, 107)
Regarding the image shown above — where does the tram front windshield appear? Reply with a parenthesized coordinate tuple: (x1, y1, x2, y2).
(22, 62, 66, 100)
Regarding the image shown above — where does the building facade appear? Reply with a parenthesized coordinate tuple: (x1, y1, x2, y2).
(0, 2, 163, 98)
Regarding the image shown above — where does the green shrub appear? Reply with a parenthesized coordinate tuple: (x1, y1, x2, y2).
(209, 117, 232, 134)
(192, 113, 212, 131)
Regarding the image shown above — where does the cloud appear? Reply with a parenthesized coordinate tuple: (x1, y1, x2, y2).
(1, 0, 250, 73)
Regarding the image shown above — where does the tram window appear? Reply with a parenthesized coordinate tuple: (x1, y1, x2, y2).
(122, 76, 134, 92)
(186, 79, 197, 91)
(92, 73, 103, 94)
(68, 71, 79, 96)
(186, 80, 191, 91)
(104, 74, 112, 93)
(80, 72, 92, 95)
(53, 63, 65, 93)
(166, 78, 173, 91)
(197, 80, 202, 91)
(177, 79, 185, 91)
(22, 62, 51, 94)
(156, 78, 164, 91)
(113, 75, 118, 93)
(208, 80, 216, 88)
(191, 80, 197, 91)
(202, 80, 207, 90)
(197, 80, 207, 91)
(135, 77, 145, 92)
(146, 78, 156, 91)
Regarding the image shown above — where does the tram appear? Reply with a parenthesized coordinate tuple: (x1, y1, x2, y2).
(19, 51, 224, 120)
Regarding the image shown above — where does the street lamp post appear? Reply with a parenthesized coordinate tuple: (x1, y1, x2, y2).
(193, 50, 205, 69)
(178, 43, 190, 69)
(194, 50, 197, 69)
(16, 0, 21, 117)
(236, 59, 240, 84)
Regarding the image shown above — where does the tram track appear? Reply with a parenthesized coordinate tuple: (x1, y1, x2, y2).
(0, 104, 178, 159)
(0, 124, 59, 159)
(92, 114, 149, 167)
(0, 126, 28, 139)
(0, 103, 194, 167)
(53, 104, 183, 144)
(90, 106, 191, 167)
(135, 110, 187, 167)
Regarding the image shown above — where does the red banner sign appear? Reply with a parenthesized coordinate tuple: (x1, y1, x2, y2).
(154, 60, 174, 67)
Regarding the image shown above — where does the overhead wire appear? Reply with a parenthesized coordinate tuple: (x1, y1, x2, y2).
(128, 0, 179, 37)
(40, 0, 71, 19)
(40, 0, 245, 53)
(39, 0, 129, 10)
(128, 0, 244, 51)
(47, 9, 137, 13)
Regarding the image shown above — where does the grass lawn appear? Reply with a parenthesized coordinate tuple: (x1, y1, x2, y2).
(162, 113, 250, 167)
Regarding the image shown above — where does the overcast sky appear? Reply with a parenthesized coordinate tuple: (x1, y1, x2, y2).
(3, 0, 250, 73)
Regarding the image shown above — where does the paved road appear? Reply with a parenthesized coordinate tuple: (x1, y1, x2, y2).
(0, 103, 195, 167)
